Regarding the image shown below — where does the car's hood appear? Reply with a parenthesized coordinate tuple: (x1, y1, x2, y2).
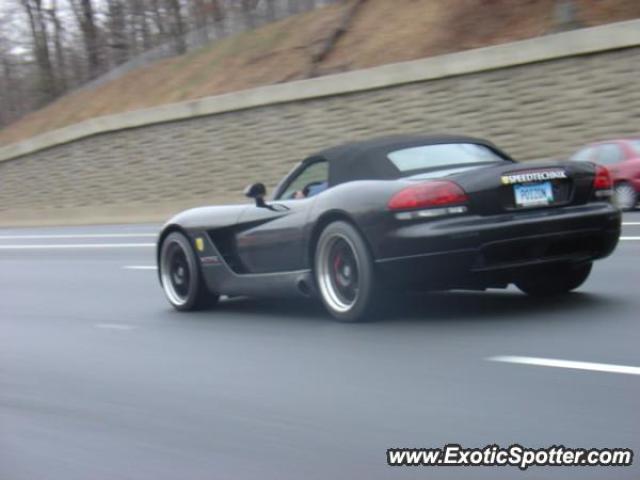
(164, 204, 249, 230)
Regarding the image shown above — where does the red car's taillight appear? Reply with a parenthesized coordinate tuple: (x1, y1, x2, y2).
(593, 164, 613, 191)
(388, 181, 468, 211)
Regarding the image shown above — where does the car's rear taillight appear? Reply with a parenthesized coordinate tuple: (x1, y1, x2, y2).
(593, 164, 613, 198)
(388, 181, 468, 219)
(593, 165, 612, 190)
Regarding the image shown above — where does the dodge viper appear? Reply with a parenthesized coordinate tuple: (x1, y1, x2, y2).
(157, 135, 621, 321)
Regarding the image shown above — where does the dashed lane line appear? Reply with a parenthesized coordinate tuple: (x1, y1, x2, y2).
(488, 356, 640, 376)
(95, 323, 137, 331)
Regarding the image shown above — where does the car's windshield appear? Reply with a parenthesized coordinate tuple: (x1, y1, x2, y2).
(630, 140, 640, 155)
(387, 143, 506, 173)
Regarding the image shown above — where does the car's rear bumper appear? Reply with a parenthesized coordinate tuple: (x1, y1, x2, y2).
(373, 202, 621, 289)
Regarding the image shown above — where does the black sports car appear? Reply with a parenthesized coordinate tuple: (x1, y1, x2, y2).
(157, 135, 621, 321)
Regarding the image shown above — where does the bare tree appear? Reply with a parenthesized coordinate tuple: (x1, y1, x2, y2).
(45, 0, 67, 90)
(131, 0, 153, 50)
(0, 0, 331, 129)
(166, 0, 186, 54)
(189, 0, 209, 41)
(209, 0, 227, 37)
(0, 47, 21, 125)
(0, 6, 40, 125)
(287, 0, 300, 15)
(240, 0, 259, 29)
(105, 0, 129, 65)
(69, 0, 101, 79)
(150, 0, 167, 38)
(264, 0, 277, 22)
(19, 0, 58, 100)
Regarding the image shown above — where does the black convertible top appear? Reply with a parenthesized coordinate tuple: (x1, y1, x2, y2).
(307, 134, 507, 186)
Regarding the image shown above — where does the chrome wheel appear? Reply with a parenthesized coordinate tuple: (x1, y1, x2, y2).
(317, 233, 360, 313)
(161, 238, 192, 307)
(615, 183, 637, 211)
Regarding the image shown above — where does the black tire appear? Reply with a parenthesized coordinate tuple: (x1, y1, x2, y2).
(314, 221, 377, 322)
(515, 262, 593, 297)
(159, 232, 219, 311)
(614, 182, 638, 211)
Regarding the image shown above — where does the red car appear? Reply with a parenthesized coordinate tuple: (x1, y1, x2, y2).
(570, 139, 640, 210)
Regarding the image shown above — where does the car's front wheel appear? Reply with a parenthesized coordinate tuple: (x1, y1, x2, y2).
(160, 232, 219, 311)
(515, 262, 592, 297)
(614, 182, 637, 211)
(314, 221, 376, 322)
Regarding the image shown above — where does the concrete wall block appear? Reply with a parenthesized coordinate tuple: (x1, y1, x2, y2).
(0, 31, 638, 225)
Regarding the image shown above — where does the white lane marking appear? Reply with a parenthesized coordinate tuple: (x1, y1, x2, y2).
(0, 233, 157, 240)
(620, 237, 640, 241)
(0, 243, 155, 250)
(622, 222, 640, 226)
(488, 356, 640, 376)
(124, 265, 157, 270)
(95, 323, 136, 331)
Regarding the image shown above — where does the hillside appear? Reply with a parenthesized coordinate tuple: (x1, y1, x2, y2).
(1, 0, 639, 146)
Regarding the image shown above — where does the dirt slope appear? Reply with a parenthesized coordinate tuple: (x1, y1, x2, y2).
(1, 0, 638, 146)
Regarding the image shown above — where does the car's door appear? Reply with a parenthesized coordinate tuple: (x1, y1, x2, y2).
(614, 140, 640, 182)
(234, 159, 330, 274)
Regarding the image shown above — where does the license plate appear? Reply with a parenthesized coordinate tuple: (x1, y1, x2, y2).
(514, 181, 553, 207)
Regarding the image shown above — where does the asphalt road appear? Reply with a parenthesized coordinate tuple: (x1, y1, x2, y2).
(1, 213, 639, 480)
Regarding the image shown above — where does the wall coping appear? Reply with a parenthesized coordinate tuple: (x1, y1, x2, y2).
(1, 19, 639, 163)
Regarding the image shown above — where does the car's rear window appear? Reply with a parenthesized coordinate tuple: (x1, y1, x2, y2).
(387, 143, 506, 173)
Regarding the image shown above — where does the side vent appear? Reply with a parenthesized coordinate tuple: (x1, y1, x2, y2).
(207, 228, 248, 274)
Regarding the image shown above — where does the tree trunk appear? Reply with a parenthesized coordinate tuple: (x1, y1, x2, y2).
(151, 0, 167, 38)
(70, 0, 101, 79)
(106, 0, 129, 65)
(209, 0, 226, 37)
(287, 0, 300, 15)
(46, 0, 67, 90)
(82, 0, 101, 78)
(241, 0, 256, 30)
(20, 0, 57, 101)
(166, 0, 187, 54)
(190, 0, 209, 42)
(265, 0, 277, 22)
(0, 55, 19, 125)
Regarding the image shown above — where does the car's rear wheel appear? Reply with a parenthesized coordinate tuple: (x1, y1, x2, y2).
(314, 221, 376, 322)
(160, 232, 219, 311)
(614, 182, 637, 211)
(515, 262, 592, 297)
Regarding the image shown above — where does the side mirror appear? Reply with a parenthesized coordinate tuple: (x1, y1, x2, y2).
(244, 182, 267, 208)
